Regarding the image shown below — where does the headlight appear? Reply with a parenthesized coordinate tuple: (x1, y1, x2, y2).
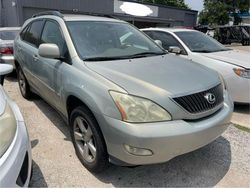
(110, 91, 172, 123)
(0, 103, 17, 158)
(219, 74, 227, 90)
(233, 68, 250, 79)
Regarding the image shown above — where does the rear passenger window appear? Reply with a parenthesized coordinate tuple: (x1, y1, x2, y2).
(24, 20, 44, 47)
(41, 21, 67, 56)
(20, 26, 29, 40)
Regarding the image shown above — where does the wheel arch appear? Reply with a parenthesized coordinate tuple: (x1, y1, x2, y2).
(66, 95, 109, 153)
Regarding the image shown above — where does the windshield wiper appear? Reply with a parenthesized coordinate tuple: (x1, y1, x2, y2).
(192, 50, 214, 53)
(83, 52, 166, 61)
(84, 56, 129, 61)
(216, 48, 232, 52)
(128, 51, 166, 58)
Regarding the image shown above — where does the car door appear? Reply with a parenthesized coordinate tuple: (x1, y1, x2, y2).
(144, 31, 190, 59)
(16, 20, 45, 89)
(32, 20, 69, 111)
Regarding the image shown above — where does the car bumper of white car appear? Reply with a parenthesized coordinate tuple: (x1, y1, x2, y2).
(0, 55, 15, 68)
(0, 104, 32, 187)
(226, 75, 250, 104)
(97, 92, 233, 166)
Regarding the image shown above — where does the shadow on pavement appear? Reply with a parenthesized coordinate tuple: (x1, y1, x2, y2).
(95, 137, 231, 187)
(234, 103, 250, 115)
(32, 98, 71, 141)
(29, 160, 48, 187)
(29, 139, 48, 187)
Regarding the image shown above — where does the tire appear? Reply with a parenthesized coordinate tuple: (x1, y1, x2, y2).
(70, 106, 108, 173)
(17, 66, 32, 99)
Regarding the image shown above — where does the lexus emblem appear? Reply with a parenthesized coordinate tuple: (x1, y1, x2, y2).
(204, 93, 216, 104)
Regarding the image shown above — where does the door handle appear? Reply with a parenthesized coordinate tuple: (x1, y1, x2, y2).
(33, 54, 39, 62)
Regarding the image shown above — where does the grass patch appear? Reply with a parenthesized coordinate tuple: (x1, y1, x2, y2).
(234, 124, 250, 133)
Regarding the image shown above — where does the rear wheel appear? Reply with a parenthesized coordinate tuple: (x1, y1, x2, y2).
(70, 106, 108, 173)
(17, 67, 32, 99)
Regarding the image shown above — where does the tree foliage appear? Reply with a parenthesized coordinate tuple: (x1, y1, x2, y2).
(141, 0, 190, 9)
(199, 0, 250, 26)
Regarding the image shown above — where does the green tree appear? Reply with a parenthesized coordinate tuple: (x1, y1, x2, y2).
(199, 1, 229, 25)
(141, 0, 190, 9)
(199, 0, 250, 25)
(225, 0, 249, 25)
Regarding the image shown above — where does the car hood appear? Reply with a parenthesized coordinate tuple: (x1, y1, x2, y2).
(85, 54, 220, 98)
(0, 87, 6, 116)
(201, 50, 250, 69)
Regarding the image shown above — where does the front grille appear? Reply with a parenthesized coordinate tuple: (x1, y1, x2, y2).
(173, 84, 224, 114)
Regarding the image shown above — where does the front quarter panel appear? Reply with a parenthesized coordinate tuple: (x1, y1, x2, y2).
(62, 58, 125, 120)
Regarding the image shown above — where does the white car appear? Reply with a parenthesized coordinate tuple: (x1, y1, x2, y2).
(0, 27, 20, 68)
(0, 64, 32, 187)
(142, 28, 250, 104)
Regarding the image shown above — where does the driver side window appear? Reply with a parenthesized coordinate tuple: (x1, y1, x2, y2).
(41, 21, 68, 57)
(146, 31, 187, 55)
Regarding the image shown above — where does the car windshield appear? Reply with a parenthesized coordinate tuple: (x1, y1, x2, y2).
(66, 21, 165, 61)
(174, 31, 230, 53)
(0, 30, 19, 40)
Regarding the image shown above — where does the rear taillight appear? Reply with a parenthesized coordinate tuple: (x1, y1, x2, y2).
(0, 47, 13, 54)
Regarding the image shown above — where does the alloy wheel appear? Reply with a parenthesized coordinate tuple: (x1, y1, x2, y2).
(73, 116, 96, 163)
(18, 69, 26, 95)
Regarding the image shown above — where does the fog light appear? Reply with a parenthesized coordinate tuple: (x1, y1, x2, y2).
(124, 144, 153, 156)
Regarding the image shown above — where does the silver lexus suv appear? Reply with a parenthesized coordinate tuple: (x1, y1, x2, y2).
(14, 11, 233, 172)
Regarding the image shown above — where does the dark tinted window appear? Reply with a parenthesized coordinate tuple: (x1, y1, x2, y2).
(145, 31, 186, 55)
(152, 32, 180, 49)
(41, 21, 67, 55)
(143, 31, 154, 38)
(24, 20, 44, 47)
(20, 26, 29, 40)
(0, 30, 19, 40)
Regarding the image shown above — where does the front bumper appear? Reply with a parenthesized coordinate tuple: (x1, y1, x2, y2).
(0, 102, 32, 187)
(225, 74, 250, 103)
(96, 92, 233, 166)
(0, 55, 15, 68)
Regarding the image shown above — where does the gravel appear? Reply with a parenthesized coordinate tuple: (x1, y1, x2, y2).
(3, 76, 250, 187)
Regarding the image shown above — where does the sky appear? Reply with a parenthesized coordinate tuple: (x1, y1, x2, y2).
(185, 0, 204, 12)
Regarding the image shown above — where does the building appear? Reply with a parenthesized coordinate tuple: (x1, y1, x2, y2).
(236, 12, 250, 25)
(0, 0, 197, 28)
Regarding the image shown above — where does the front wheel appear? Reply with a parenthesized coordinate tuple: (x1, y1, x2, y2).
(70, 106, 108, 173)
(17, 67, 32, 99)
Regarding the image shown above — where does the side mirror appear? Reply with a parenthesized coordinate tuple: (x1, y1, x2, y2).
(168, 46, 182, 54)
(38, 43, 60, 59)
(154, 40, 163, 48)
(0, 64, 13, 85)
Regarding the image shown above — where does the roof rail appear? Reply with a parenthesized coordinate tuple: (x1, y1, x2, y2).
(32, 10, 119, 20)
(59, 10, 119, 20)
(32, 11, 64, 18)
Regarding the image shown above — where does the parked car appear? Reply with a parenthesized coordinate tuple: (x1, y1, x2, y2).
(14, 11, 233, 172)
(0, 64, 32, 187)
(142, 28, 250, 104)
(0, 27, 20, 68)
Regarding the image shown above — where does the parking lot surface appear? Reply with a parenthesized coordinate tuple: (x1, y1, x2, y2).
(3, 76, 250, 187)
(227, 44, 250, 52)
